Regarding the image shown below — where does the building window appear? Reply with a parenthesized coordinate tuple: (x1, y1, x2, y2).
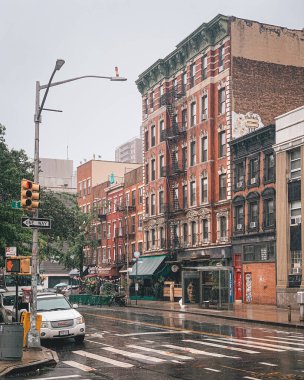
(131, 190, 136, 206)
(83, 181, 86, 196)
(201, 55, 207, 80)
(219, 174, 226, 200)
(139, 188, 143, 204)
(138, 214, 143, 231)
(160, 120, 165, 142)
(159, 190, 164, 214)
(201, 95, 208, 121)
(173, 78, 178, 94)
(145, 231, 149, 250)
(264, 151, 275, 183)
(235, 161, 245, 189)
(264, 198, 274, 228)
(131, 216, 136, 234)
(159, 84, 164, 106)
(182, 223, 188, 245)
(248, 201, 259, 229)
(190, 141, 196, 166)
(191, 221, 197, 245)
(159, 227, 165, 248)
(143, 98, 148, 117)
(182, 72, 187, 94)
(220, 216, 227, 238)
(290, 148, 301, 179)
(151, 125, 156, 147)
(87, 179, 91, 195)
(151, 159, 156, 181)
(218, 88, 226, 114)
(219, 45, 224, 69)
(248, 156, 259, 186)
(190, 181, 196, 206)
(218, 131, 226, 158)
(183, 184, 187, 209)
(190, 102, 196, 127)
(151, 194, 156, 215)
(190, 63, 195, 88)
(138, 241, 143, 253)
(290, 201, 301, 225)
(243, 243, 276, 262)
(202, 219, 208, 241)
(173, 188, 179, 210)
(201, 136, 208, 162)
(145, 197, 149, 215)
(159, 155, 165, 177)
(150, 91, 154, 111)
(145, 163, 149, 184)
(145, 130, 149, 151)
(182, 109, 187, 130)
(201, 176, 208, 204)
(235, 205, 244, 231)
(182, 146, 187, 170)
(151, 229, 156, 247)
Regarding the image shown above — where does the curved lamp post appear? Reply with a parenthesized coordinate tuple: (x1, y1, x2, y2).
(28, 60, 127, 348)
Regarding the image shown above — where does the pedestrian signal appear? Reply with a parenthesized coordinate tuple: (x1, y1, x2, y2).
(20, 258, 31, 274)
(6, 258, 20, 273)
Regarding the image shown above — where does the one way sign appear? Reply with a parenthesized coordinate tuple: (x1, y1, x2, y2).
(21, 217, 51, 229)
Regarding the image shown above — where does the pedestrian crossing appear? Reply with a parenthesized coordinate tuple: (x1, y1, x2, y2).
(60, 333, 304, 374)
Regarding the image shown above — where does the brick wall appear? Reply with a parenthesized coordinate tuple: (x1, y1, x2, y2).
(243, 262, 276, 305)
(232, 57, 304, 126)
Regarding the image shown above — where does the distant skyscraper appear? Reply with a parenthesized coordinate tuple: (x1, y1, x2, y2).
(115, 137, 142, 163)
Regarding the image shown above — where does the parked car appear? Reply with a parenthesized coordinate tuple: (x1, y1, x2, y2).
(19, 292, 85, 343)
(0, 290, 20, 322)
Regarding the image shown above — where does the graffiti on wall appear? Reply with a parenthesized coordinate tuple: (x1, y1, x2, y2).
(232, 111, 264, 139)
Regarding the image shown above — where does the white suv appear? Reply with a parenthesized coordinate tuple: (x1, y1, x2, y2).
(21, 293, 85, 343)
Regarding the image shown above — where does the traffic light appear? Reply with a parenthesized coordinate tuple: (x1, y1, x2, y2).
(6, 258, 20, 273)
(21, 179, 40, 209)
(20, 258, 31, 274)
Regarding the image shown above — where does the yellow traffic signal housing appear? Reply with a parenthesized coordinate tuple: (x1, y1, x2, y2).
(21, 179, 40, 209)
(6, 258, 21, 273)
(20, 258, 31, 274)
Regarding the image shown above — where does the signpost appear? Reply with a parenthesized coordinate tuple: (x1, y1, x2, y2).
(21, 217, 51, 229)
(134, 251, 140, 305)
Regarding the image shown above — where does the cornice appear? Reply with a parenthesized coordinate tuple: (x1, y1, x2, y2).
(136, 14, 229, 95)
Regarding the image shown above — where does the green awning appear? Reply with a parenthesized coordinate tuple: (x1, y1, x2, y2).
(129, 255, 166, 278)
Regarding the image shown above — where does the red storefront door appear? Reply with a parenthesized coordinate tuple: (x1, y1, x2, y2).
(234, 254, 242, 301)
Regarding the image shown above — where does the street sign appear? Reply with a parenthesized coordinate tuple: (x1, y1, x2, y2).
(5, 246, 17, 257)
(12, 200, 21, 209)
(21, 217, 51, 229)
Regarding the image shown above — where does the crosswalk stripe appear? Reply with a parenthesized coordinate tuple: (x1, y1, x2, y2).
(183, 339, 260, 354)
(266, 335, 304, 343)
(73, 350, 133, 368)
(224, 338, 303, 351)
(244, 336, 304, 347)
(101, 347, 166, 363)
(205, 368, 221, 372)
(259, 362, 278, 367)
(127, 344, 193, 360)
(243, 377, 262, 380)
(29, 376, 81, 380)
(206, 338, 284, 352)
(63, 361, 95, 372)
(163, 344, 239, 359)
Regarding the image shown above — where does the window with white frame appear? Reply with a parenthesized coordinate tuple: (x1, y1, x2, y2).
(190, 180, 196, 206)
(218, 131, 226, 158)
(201, 136, 207, 162)
(219, 174, 226, 200)
(290, 201, 301, 225)
(182, 109, 187, 130)
(201, 55, 207, 79)
(290, 148, 301, 179)
(138, 214, 143, 230)
(151, 229, 156, 247)
(201, 94, 208, 120)
(220, 216, 227, 239)
(151, 158, 156, 180)
(151, 193, 156, 215)
(190, 102, 196, 127)
(202, 219, 208, 241)
(160, 120, 165, 142)
(139, 188, 143, 204)
(218, 88, 226, 114)
(159, 190, 164, 214)
(191, 221, 197, 245)
(182, 72, 187, 94)
(190, 141, 196, 166)
(201, 176, 208, 204)
(83, 181, 86, 196)
(151, 125, 156, 147)
(159, 155, 165, 177)
(87, 179, 91, 195)
(190, 63, 195, 88)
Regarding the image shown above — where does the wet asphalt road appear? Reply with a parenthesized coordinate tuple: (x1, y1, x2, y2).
(11, 305, 304, 380)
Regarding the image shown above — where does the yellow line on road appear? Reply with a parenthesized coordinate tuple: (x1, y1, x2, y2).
(82, 311, 232, 339)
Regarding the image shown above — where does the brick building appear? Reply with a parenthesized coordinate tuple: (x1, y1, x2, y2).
(230, 124, 276, 305)
(136, 15, 304, 305)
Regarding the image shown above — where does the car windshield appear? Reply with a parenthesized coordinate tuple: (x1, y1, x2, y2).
(37, 297, 71, 312)
(3, 295, 16, 306)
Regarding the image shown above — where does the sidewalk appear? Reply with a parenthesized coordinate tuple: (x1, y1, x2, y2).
(0, 347, 58, 377)
(129, 300, 304, 329)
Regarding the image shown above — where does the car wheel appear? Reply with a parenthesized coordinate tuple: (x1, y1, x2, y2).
(74, 335, 85, 344)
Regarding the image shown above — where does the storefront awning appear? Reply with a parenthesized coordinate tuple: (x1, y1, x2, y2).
(129, 255, 166, 278)
(98, 266, 119, 278)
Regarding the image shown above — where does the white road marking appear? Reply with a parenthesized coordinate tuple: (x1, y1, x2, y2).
(29, 376, 81, 380)
(144, 340, 155, 343)
(204, 368, 221, 372)
(102, 347, 166, 363)
(230, 338, 303, 352)
(63, 361, 95, 372)
(244, 336, 304, 348)
(115, 331, 180, 337)
(266, 335, 304, 342)
(171, 360, 183, 363)
(259, 362, 278, 367)
(206, 338, 284, 352)
(88, 333, 104, 339)
(183, 339, 260, 354)
(127, 344, 193, 360)
(163, 344, 239, 359)
(130, 337, 139, 340)
(73, 350, 133, 368)
(85, 339, 112, 346)
(243, 377, 262, 380)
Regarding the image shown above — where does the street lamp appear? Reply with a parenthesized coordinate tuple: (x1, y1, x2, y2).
(134, 251, 140, 305)
(27, 60, 127, 348)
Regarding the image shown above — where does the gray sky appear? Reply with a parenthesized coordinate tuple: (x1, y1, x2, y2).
(1, 0, 303, 168)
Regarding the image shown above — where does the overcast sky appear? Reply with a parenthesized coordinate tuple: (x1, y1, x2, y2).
(1, 0, 303, 168)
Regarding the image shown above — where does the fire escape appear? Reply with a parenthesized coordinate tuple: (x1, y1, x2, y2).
(160, 85, 187, 258)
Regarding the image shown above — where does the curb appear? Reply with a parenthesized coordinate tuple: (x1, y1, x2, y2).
(127, 304, 304, 330)
(0, 349, 58, 377)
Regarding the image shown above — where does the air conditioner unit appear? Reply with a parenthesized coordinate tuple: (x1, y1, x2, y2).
(237, 181, 243, 188)
(291, 216, 302, 226)
(203, 238, 208, 244)
(201, 113, 207, 121)
(292, 267, 302, 275)
(251, 177, 257, 185)
(250, 222, 257, 228)
(237, 224, 243, 230)
(219, 65, 224, 72)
